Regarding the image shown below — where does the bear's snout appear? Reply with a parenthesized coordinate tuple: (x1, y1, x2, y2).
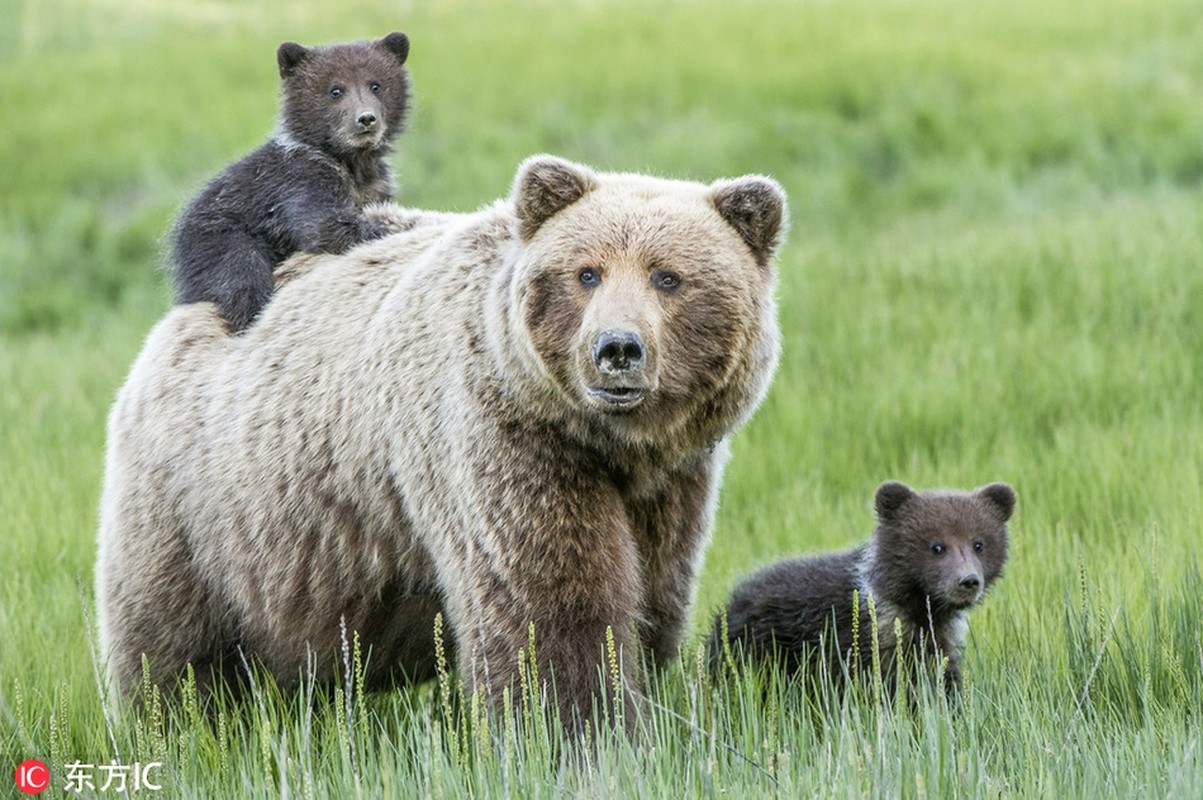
(593, 329, 645, 375)
(958, 573, 981, 591)
(356, 110, 378, 130)
(948, 566, 984, 607)
(582, 328, 653, 411)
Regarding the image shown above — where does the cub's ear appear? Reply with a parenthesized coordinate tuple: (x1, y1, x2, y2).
(512, 155, 597, 241)
(977, 483, 1016, 522)
(377, 31, 410, 65)
(277, 42, 312, 78)
(710, 176, 787, 266)
(875, 481, 916, 522)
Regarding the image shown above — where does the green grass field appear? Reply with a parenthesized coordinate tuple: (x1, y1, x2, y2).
(2, 0, 1202, 795)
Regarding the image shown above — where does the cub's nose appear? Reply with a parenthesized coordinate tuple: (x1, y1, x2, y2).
(593, 330, 645, 374)
(958, 574, 982, 592)
(357, 111, 378, 129)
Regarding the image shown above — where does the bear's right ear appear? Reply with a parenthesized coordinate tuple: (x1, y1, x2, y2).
(512, 155, 597, 241)
(377, 32, 410, 65)
(976, 482, 1017, 522)
(277, 42, 312, 79)
(875, 481, 916, 521)
(710, 176, 787, 267)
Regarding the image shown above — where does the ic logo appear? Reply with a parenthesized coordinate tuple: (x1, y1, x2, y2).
(15, 759, 49, 795)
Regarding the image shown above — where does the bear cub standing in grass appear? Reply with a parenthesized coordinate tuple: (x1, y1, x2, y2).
(172, 32, 411, 332)
(710, 481, 1015, 699)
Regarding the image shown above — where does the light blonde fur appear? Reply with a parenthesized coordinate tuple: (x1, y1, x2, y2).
(96, 156, 787, 732)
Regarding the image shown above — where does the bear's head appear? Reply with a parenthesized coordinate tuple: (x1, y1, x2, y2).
(505, 155, 787, 450)
(276, 32, 411, 156)
(870, 481, 1015, 619)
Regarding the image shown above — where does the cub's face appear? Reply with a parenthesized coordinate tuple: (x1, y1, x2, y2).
(508, 156, 786, 444)
(873, 482, 1016, 613)
(277, 32, 411, 154)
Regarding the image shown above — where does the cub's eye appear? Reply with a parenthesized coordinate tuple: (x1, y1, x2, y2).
(930, 543, 946, 555)
(973, 540, 984, 552)
(330, 85, 344, 99)
(578, 267, 601, 287)
(370, 81, 382, 94)
(652, 269, 681, 292)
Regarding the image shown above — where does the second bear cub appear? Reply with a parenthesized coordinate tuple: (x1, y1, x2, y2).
(710, 481, 1015, 699)
(172, 32, 411, 332)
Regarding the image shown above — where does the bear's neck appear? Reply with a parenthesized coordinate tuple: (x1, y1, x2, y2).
(274, 126, 394, 201)
(337, 146, 392, 193)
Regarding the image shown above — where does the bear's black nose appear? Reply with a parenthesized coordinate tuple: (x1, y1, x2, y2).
(357, 111, 378, 129)
(593, 330, 645, 374)
(958, 574, 981, 591)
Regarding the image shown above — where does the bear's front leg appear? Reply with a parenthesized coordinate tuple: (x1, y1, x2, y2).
(312, 211, 391, 254)
(630, 448, 724, 666)
(428, 448, 647, 738)
(941, 649, 964, 701)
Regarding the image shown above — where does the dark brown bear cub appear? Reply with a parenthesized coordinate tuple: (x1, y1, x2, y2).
(710, 481, 1014, 699)
(172, 32, 411, 332)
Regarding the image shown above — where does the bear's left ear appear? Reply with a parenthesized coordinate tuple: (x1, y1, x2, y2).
(377, 32, 410, 65)
(710, 176, 787, 267)
(512, 155, 598, 241)
(976, 483, 1016, 522)
(277, 41, 312, 79)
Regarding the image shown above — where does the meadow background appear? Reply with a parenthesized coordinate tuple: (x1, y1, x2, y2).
(2, 0, 1202, 796)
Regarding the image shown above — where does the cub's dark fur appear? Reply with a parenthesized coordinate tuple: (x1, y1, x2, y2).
(172, 32, 411, 332)
(710, 481, 1015, 699)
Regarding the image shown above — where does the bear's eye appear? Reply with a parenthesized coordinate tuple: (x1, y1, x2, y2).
(652, 269, 682, 292)
(370, 81, 382, 94)
(577, 267, 601, 288)
(973, 540, 984, 552)
(930, 543, 946, 555)
(330, 85, 345, 99)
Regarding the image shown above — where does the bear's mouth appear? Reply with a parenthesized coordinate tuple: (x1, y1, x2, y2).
(943, 587, 982, 609)
(586, 385, 646, 410)
(348, 128, 385, 148)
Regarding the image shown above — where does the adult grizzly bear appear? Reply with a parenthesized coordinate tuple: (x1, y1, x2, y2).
(95, 155, 787, 733)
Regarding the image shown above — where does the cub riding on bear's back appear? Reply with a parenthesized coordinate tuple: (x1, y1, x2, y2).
(172, 32, 411, 332)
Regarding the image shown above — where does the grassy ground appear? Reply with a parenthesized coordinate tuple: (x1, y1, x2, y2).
(2, 0, 1202, 796)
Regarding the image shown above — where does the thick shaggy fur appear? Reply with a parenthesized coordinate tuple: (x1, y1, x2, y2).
(709, 481, 1015, 699)
(96, 156, 787, 733)
(172, 32, 411, 332)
